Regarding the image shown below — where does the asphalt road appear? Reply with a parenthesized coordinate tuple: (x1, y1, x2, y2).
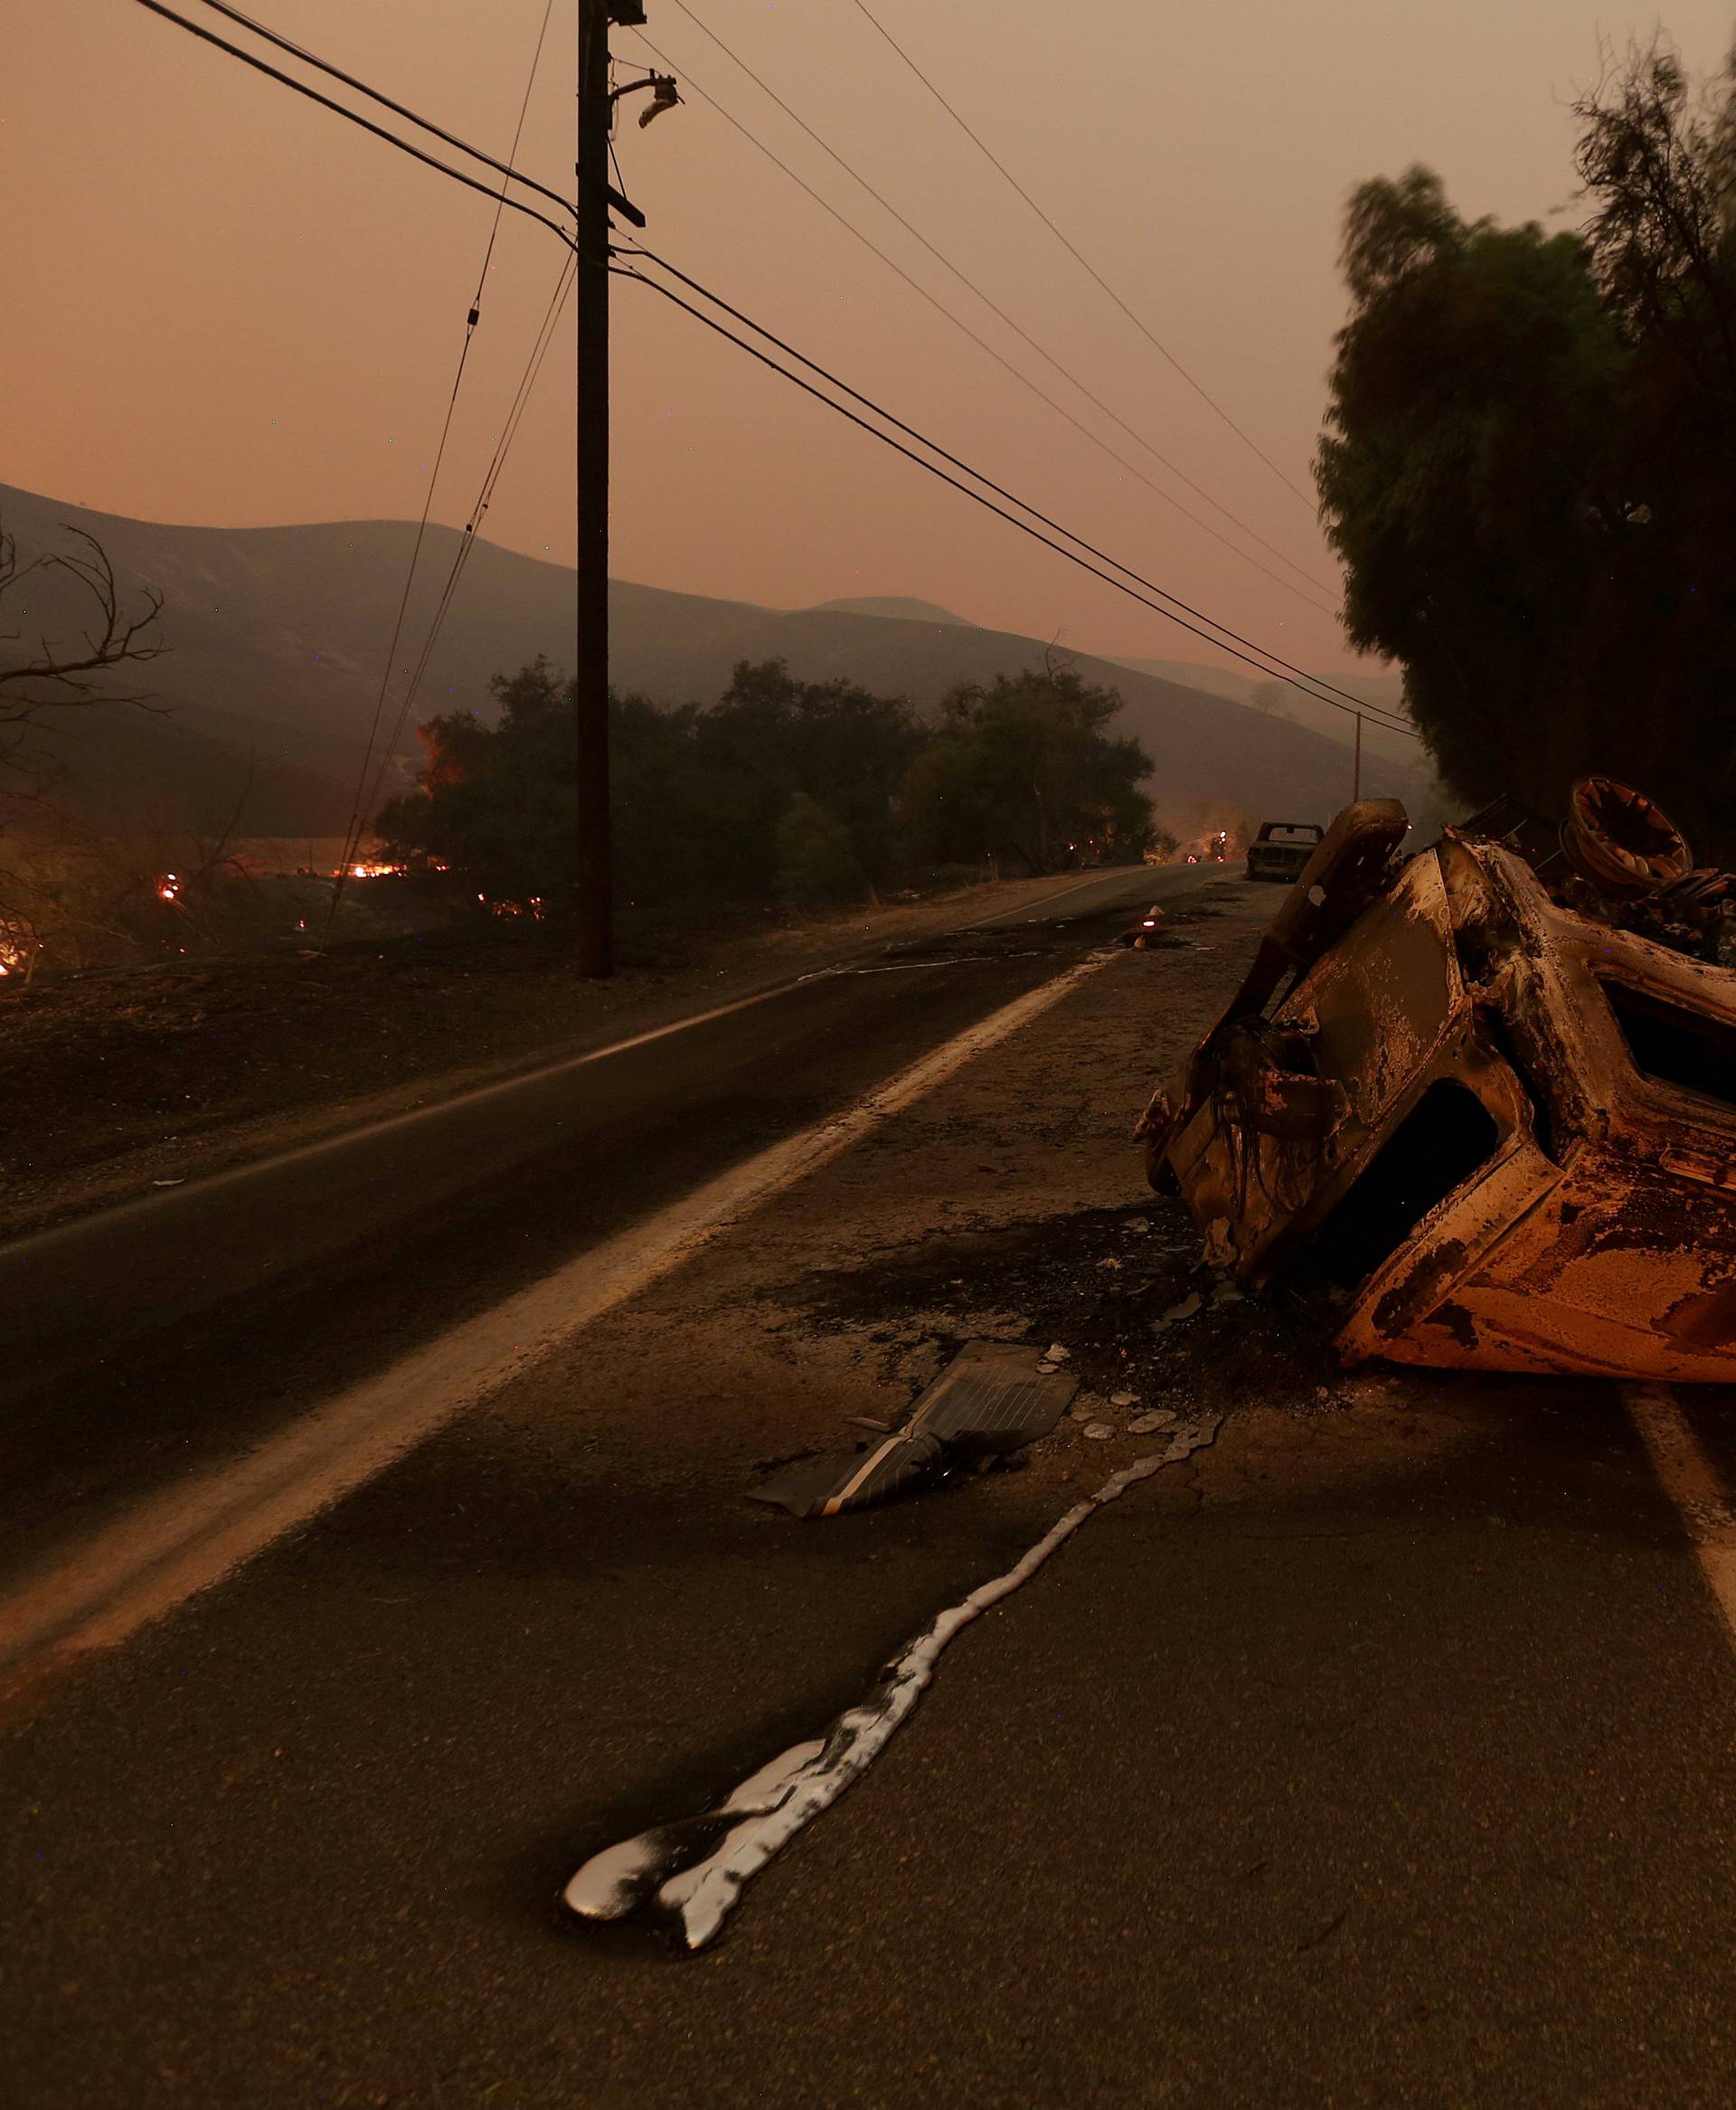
(0, 861, 1194, 1585)
(6, 857, 1736, 2109)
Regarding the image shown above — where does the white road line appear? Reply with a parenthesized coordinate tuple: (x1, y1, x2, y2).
(566, 1415, 1223, 1950)
(1623, 1383, 1736, 1645)
(0, 979, 811, 1268)
(957, 869, 1138, 932)
(0, 948, 1120, 1684)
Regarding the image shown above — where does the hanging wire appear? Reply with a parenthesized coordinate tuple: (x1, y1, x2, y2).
(322, 0, 561, 945)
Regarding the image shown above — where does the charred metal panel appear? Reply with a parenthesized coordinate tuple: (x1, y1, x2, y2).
(1142, 781, 1736, 1381)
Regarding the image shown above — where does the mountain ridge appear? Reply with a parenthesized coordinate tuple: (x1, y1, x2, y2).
(0, 482, 1436, 837)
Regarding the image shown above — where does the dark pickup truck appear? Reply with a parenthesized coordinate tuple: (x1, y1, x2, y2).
(1245, 819, 1324, 883)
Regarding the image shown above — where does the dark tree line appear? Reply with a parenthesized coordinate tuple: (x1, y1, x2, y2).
(378, 656, 1157, 912)
(1318, 37, 1736, 857)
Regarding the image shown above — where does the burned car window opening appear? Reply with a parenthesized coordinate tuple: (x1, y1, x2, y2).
(1310, 1080, 1504, 1290)
(1600, 980, 1736, 1112)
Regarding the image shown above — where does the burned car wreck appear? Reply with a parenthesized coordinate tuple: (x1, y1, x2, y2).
(1137, 780, 1736, 1380)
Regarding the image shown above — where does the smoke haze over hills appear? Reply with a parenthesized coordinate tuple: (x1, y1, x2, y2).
(1, 483, 1436, 841)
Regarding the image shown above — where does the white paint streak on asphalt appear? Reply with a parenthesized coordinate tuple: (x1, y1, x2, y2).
(1623, 1383, 1736, 1645)
(565, 1415, 1222, 1951)
(0, 949, 1119, 1683)
(958, 866, 1158, 932)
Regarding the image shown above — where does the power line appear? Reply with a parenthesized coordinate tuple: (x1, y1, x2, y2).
(127, 0, 599, 939)
(614, 263, 1418, 739)
(329, 323, 477, 903)
(350, 253, 580, 872)
(625, 246, 1413, 733)
(332, 0, 561, 898)
(647, 5, 1335, 607)
(660, 0, 1327, 591)
(184, 0, 577, 224)
(623, 27, 1338, 625)
(129, 0, 577, 253)
(844, 0, 1317, 513)
(356, 256, 578, 865)
(470, 0, 561, 332)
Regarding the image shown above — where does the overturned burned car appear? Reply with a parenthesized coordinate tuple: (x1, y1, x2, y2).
(1137, 780, 1736, 1381)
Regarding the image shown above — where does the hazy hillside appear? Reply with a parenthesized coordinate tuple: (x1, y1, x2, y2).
(1113, 658, 1260, 704)
(0, 483, 585, 832)
(0, 483, 1436, 837)
(1114, 655, 1406, 713)
(807, 596, 971, 626)
(1109, 653, 1417, 765)
(611, 589, 1436, 832)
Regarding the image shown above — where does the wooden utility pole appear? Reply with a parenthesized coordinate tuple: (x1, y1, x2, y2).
(574, 5, 663, 974)
(574, 0, 620, 976)
(1353, 710, 1363, 803)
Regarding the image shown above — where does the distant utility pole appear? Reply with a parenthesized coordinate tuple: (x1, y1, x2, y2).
(1353, 710, 1363, 803)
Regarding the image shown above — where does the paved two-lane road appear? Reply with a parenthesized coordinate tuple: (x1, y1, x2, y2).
(10, 858, 1736, 2109)
(0, 860, 1202, 1632)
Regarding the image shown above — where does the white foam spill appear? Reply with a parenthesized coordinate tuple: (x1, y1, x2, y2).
(563, 1416, 1222, 1950)
(722, 1739, 826, 1812)
(561, 1832, 669, 1920)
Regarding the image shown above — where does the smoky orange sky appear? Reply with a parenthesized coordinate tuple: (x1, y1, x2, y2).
(12, 2, 1736, 684)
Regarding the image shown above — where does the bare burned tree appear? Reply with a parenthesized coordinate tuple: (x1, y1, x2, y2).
(0, 521, 167, 765)
(0, 523, 168, 979)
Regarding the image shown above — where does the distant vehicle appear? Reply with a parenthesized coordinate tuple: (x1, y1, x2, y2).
(1245, 819, 1324, 884)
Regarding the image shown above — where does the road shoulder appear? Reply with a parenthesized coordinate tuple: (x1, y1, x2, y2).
(0, 863, 1187, 1244)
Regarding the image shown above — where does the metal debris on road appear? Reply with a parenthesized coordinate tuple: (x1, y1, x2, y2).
(1138, 782, 1736, 1380)
(566, 1415, 1223, 1952)
(1119, 905, 1170, 950)
(749, 1343, 1078, 1519)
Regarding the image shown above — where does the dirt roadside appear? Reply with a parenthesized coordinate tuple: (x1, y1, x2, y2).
(0, 865, 1165, 1245)
(486, 876, 1415, 1519)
